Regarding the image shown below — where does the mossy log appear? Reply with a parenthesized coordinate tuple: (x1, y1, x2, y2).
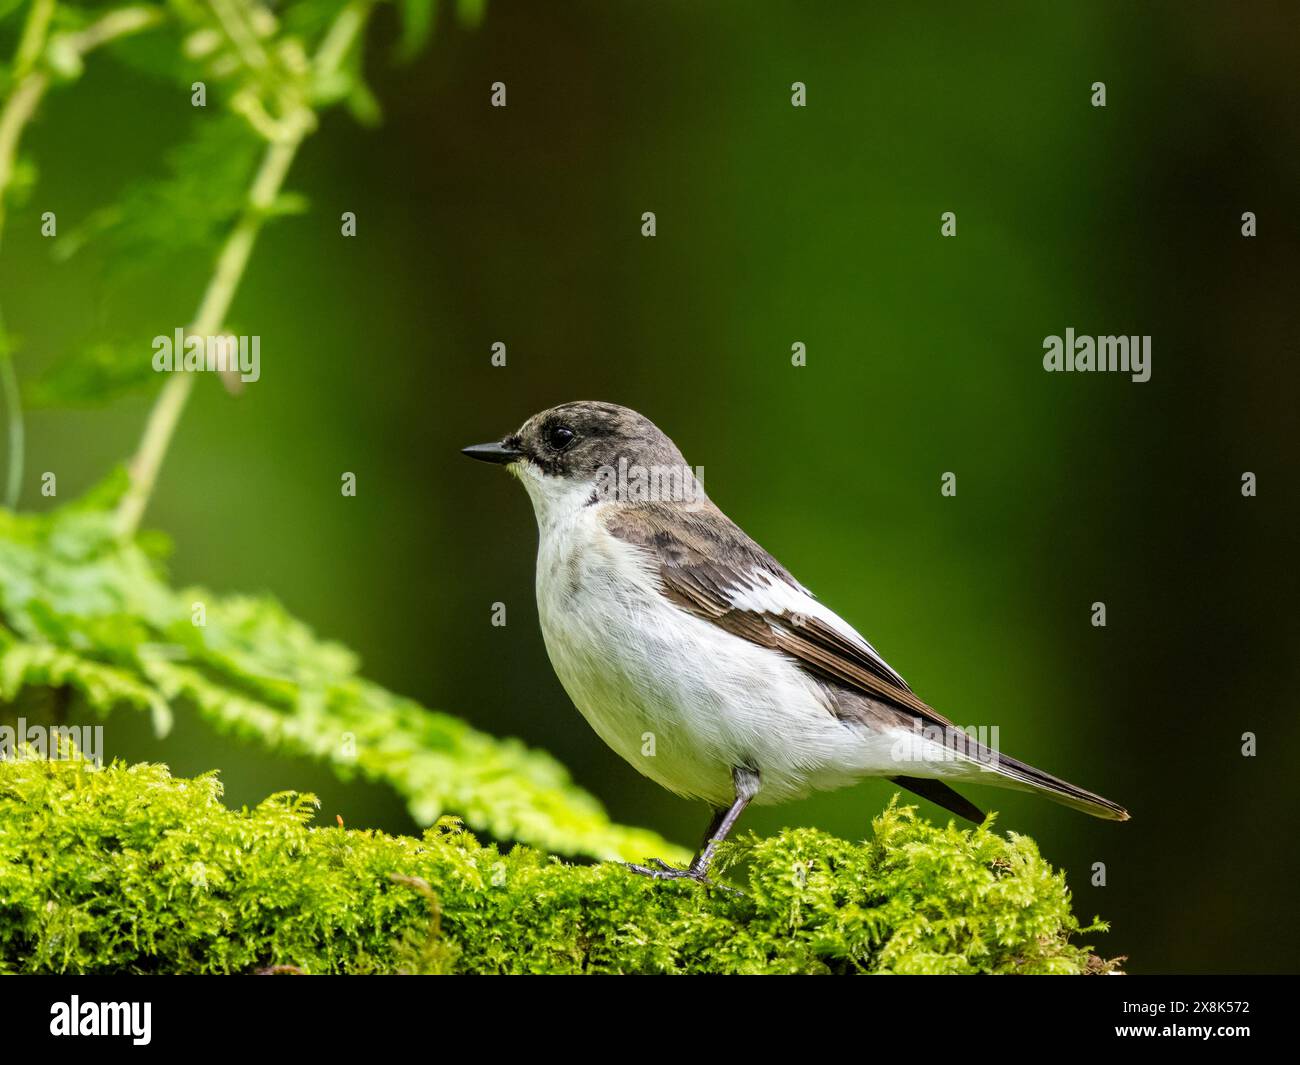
(0, 755, 1118, 974)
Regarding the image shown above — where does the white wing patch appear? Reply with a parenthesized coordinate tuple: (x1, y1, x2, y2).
(723, 569, 910, 690)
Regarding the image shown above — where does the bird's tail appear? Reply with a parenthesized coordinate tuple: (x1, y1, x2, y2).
(974, 748, 1130, 821)
(892, 741, 1129, 824)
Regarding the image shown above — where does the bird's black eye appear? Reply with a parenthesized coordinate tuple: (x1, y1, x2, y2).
(545, 424, 575, 451)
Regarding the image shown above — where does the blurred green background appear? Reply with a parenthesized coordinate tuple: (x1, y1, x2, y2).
(3, 1, 1297, 972)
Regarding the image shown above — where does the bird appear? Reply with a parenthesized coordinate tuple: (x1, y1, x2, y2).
(463, 401, 1128, 882)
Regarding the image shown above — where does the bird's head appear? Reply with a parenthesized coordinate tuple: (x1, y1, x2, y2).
(462, 401, 704, 523)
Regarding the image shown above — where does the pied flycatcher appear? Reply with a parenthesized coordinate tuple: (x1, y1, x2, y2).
(464, 402, 1128, 881)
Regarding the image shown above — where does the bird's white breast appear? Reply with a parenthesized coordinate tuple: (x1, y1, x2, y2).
(527, 497, 904, 807)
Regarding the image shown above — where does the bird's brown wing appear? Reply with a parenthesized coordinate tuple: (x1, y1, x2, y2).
(604, 501, 1129, 824)
(602, 501, 956, 731)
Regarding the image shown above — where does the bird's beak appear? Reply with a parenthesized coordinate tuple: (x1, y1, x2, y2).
(461, 440, 522, 465)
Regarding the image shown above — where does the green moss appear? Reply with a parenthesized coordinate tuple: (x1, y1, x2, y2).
(0, 755, 1117, 974)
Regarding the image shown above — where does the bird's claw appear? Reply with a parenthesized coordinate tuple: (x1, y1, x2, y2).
(620, 859, 704, 882)
(619, 859, 744, 896)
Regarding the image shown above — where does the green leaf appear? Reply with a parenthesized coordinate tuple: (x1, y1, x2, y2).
(23, 340, 159, 408)
(68, 114, 261, 263)
(0, 478, 683, 863)
(345, 78, 382, 126)
(396, 0, 438, 62)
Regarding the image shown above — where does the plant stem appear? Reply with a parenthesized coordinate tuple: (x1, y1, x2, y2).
(314, 0, 369, 75)
(68, 5, 163, 54)
(114, 133, 302, 536)
(208, 0, 267, 72)
(0, 71, 47, 251)
(0, 0, 55, 512)
(114, 0, 374, 536)
(0, 313, 22, 510)
(13, 0, 56, 76)
(0, 0, 55, 250)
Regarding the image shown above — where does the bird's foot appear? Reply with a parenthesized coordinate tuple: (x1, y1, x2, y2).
(621, 857, 707, 882)
(619, 858, 743, 895)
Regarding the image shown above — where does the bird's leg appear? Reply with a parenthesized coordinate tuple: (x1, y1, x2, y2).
(639, 807, 725, 874)
(684, 766, 758, 877)
(624, 766, 760, 883)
